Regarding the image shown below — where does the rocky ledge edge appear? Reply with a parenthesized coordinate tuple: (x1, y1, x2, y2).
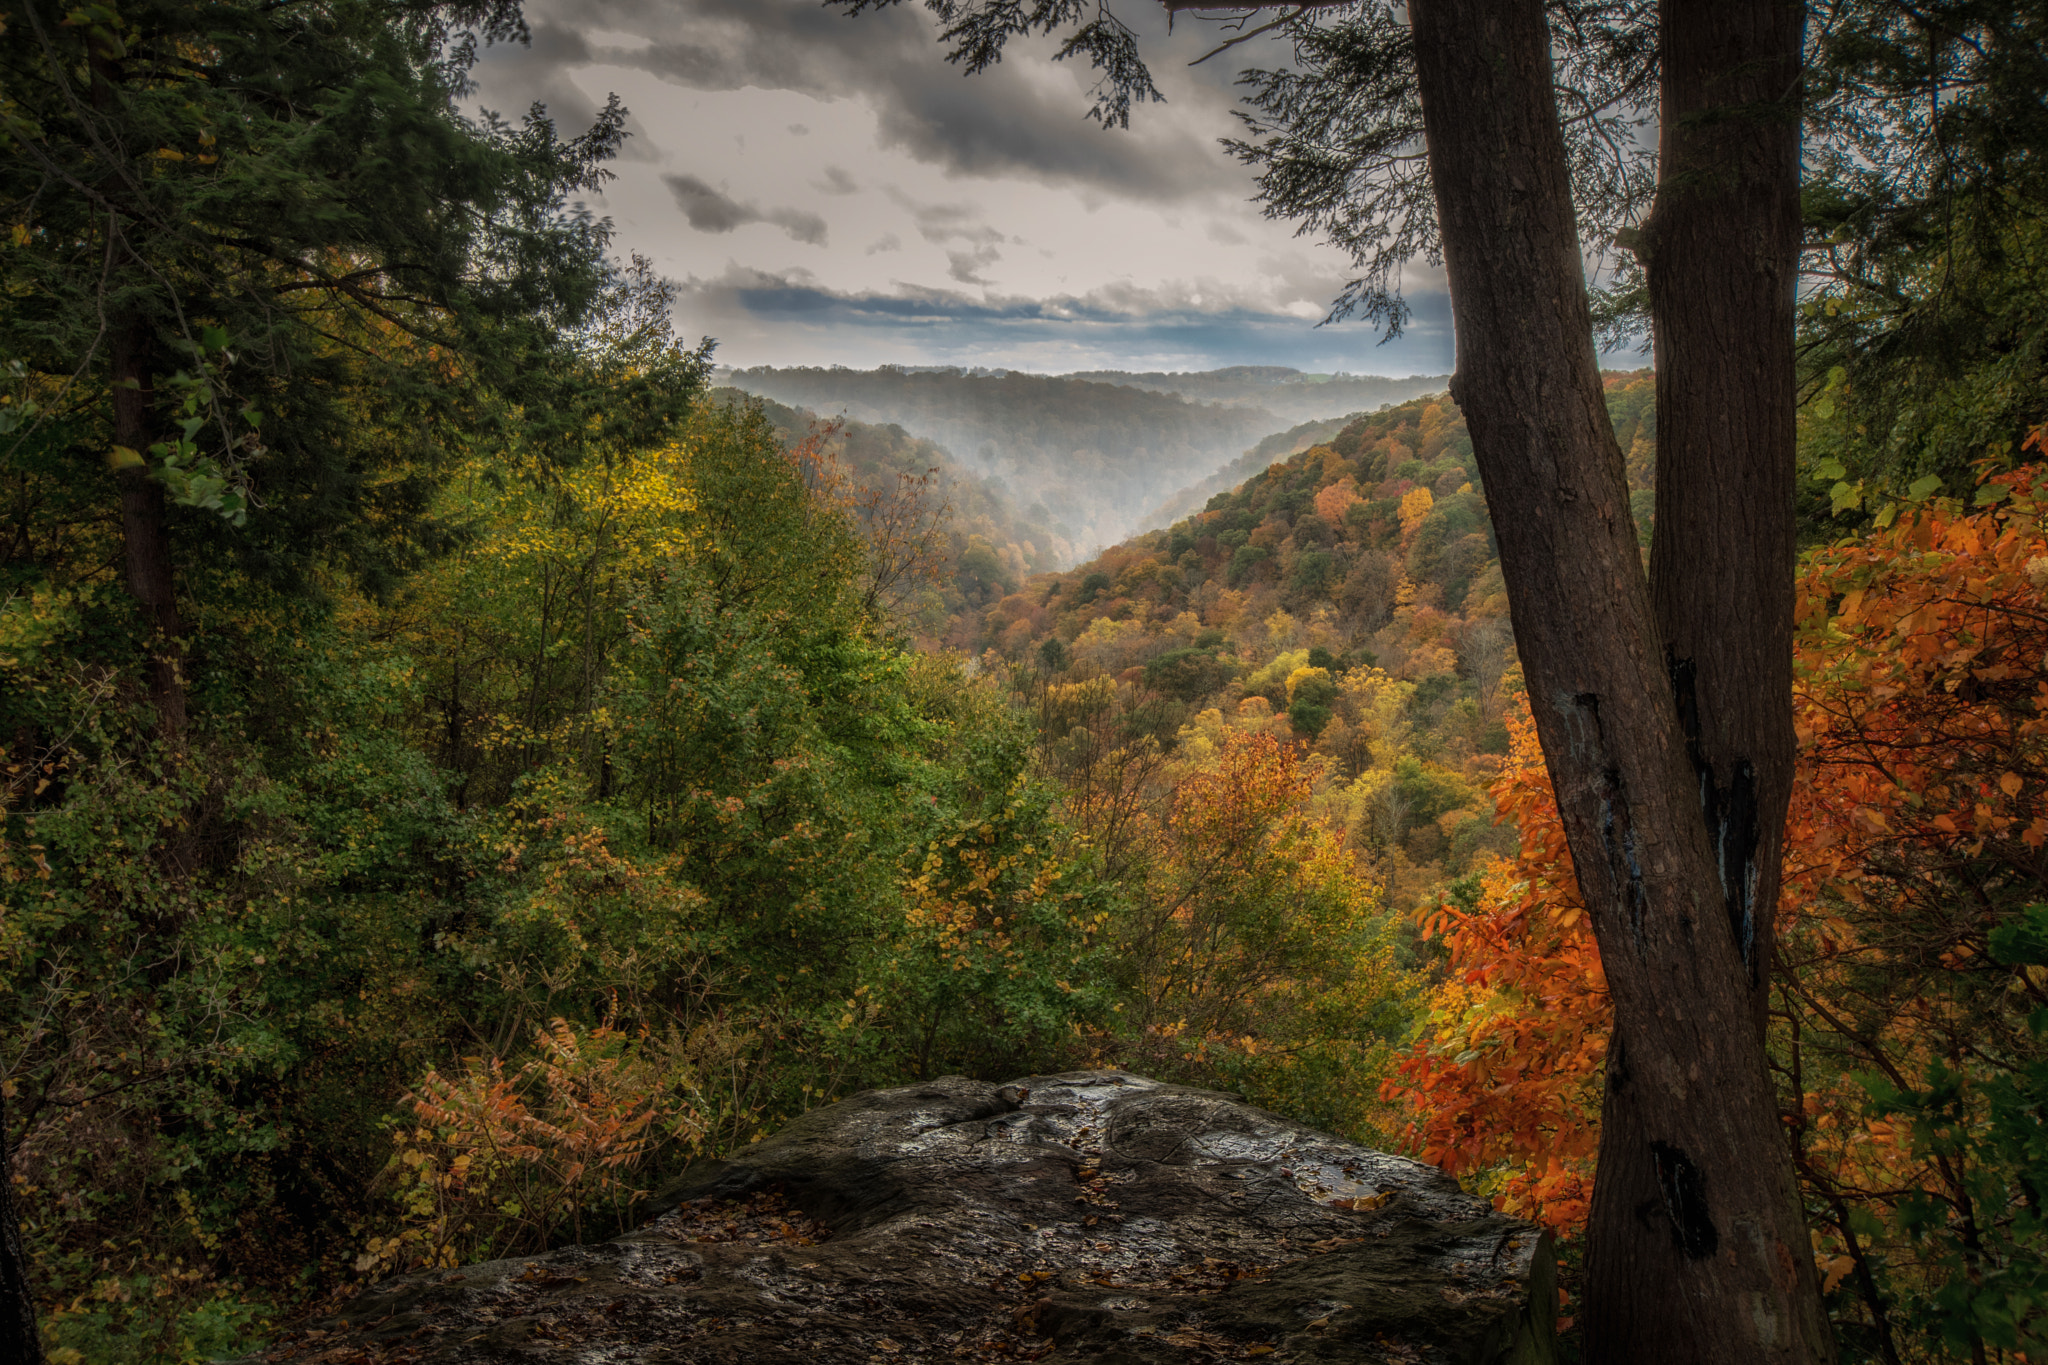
(253, 1070, 1557, 1364)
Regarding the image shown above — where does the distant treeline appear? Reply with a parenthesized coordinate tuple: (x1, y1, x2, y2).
(722, 366, 1443, 550)
(1062, 367, 1450, 423)
(1141, 410, 1403, 530)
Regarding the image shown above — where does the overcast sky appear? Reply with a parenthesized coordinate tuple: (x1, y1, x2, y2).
(468, 0, 1460, 375)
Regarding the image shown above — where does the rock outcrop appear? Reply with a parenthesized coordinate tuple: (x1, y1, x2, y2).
(258, 1070, 1556, 1363)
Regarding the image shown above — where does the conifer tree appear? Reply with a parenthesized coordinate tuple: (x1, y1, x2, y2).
(0, 0, 702, 736)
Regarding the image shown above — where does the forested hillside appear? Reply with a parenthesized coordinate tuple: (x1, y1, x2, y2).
(723, 391, 1075, 634)
(1141, 409, 1407, 530)
(949, 372, 2048, 1360)
(724, 365, 1305, 549)
(959, 373, 1654, 914)
(5, 0, 2046, 1359)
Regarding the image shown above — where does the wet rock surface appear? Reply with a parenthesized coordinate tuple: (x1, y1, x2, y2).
(257, 1071, 1556, 1364)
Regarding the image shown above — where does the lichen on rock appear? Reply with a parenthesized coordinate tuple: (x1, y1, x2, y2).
(254, 1071, 1556, 1363)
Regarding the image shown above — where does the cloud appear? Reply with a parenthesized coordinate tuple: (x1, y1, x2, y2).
(663, 174, 829, 246)
(866, 233, 904, 255)
(886, 189, 1006, 248)
(948, 246, 1002, 286)
(517, 0, 1246, 202)
(670, 265, 1457, 374)
(813, 166, 860, 195)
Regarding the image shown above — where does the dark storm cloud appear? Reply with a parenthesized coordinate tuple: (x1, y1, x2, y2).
(516, 0, 1243, 201)
(663, 174, 830, 246)
(673, 266, 1459, 373)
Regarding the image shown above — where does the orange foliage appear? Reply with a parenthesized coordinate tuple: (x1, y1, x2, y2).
(1778, 449, 2048, 1308)
(1314, 478, 1363, 524)
(1381, 710, 1605, 1233)
(1384, 440, 2048, 1246)
(360, 1019, 701, 1275)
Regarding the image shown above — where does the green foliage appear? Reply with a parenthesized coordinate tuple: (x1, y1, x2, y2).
(0, 394, 1111, 1356)
(1143, 648, 1236, 703)
(1837, 904, 2048, 1358)
(41, 1275, 275, 1365)
(1226, 544, 1271, 587)
(0, 0, 704, 608)
(1799, 1, 2048, 509)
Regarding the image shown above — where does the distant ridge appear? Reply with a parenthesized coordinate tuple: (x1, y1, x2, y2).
(719, 365, 1451, 549)
(1140, 411, 1382, 531)
(1058, 367, 1449, 424)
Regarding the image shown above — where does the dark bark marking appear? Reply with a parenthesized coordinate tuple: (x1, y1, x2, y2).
(1651, 1141, 1719, 1260)
(1554, 692, 1651, 951)
(1599, 766, 1650, 952)
(1670, 655, 1761, 979)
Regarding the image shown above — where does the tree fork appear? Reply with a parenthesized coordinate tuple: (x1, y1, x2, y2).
(1585, 3, 1820, 1360)
(1405, 0, 1831, 1359)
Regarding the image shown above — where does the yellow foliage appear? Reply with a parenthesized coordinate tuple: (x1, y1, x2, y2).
(1284, 665, 1331, 703)
(1243, 648, 1310, 696)
(1398, 486, 1434, 539)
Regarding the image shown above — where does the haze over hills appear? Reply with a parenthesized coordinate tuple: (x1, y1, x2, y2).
(1139, 411, 1396, 530)
(719, 365, 1450, 552)
(947, 372, 1658, 908)
(719, 389, 1075, 635)
(1061, 367, 1452, 425)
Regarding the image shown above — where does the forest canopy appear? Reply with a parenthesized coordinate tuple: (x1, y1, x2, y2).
(2, 0, 2046, 1361)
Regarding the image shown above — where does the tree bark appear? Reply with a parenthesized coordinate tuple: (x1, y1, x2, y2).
(1405, 0, 1831, 1360)
(1642, 0, 1805, 1036)
(1583, 4, 1820, 1361)
(91, 48, 188, 744)
(111, 321, 188, 742)
(0, 1087, 45, 1365)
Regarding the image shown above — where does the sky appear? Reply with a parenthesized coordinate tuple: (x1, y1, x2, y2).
(467, 0, 1461, 375)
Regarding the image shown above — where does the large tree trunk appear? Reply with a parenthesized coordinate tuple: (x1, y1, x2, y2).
(1405, 0, 1832, 1360)
(111, 322, 189, 743)
(1643, 0, 1805, 1035)
(1585, 3, 1818, 1361)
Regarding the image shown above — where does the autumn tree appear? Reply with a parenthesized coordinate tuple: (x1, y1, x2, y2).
(1390, 453, 2048, 1359)
(1, 0, 700, 1349)
(827, 0, 1934, 1358)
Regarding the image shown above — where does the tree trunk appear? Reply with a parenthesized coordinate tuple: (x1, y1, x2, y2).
(0, 1087, 45, 1365)
(111, 322, 188, 742)
(92, 49, 188, 746)
(1642, 0, 1805, 1036)
(1405, 0, 1832, 1360)
(1585, 3, 1820, 1361)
